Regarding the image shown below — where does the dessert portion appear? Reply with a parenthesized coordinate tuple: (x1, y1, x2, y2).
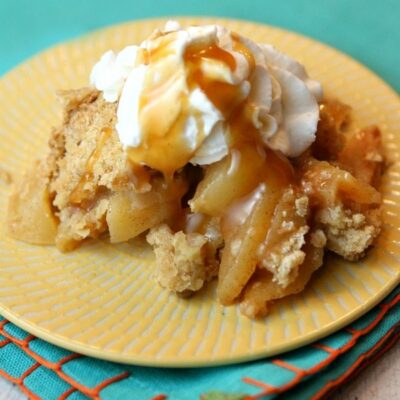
(7, 22, 384, 318)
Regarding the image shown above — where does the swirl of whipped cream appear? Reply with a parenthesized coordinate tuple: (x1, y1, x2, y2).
(90, 22, 323, 174)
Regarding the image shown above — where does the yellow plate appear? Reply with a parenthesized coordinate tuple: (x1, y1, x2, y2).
(0, 18, 399, 367)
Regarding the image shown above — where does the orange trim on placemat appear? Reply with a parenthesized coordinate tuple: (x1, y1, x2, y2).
(0, 321, 35, 346)
(0, 361, 41, 400)
(243, 293, 400, 399)
(20, 362, 40, 381)
(242, 377, 276, 390)
(357, 330, 399, 372)
(312, 343, 336, 354)
(0, 320, 131, 400)
(93, 371, 131, 393)
(312, 326, 400, 400)
(59, 387, 78, 400)
(324, 330, 400, 399)
(0, 339, 10, 348)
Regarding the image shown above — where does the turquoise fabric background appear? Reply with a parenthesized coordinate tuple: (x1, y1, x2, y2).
(1, 0, 399, 92)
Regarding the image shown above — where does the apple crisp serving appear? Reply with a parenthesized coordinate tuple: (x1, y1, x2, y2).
(7, 23, 384, 318)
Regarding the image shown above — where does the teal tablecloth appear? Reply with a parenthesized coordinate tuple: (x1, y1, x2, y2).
(1, 0, 399, 92)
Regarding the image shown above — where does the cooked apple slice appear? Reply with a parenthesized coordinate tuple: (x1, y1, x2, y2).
(189, 144, 265, 216)
(107, 178, 186, 243)
(217, 182, 281, 305)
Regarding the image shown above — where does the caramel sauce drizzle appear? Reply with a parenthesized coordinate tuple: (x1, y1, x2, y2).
(69, 127, 113, 206)
(69, 127, 152, 207)
(126, 32, 260, 177)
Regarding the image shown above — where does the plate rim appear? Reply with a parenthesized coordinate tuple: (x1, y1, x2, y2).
(0, 272, 398, 367)
(0, 17, 399, 367)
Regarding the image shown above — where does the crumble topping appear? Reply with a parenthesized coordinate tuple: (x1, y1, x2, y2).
(316, 205, 381, 260)
(55, 198, 109, 252)
(295, 196, 309, 218)
(147, 224, 210, 293)
(260, 225, 309, 287)
(49, 89, 137, 211)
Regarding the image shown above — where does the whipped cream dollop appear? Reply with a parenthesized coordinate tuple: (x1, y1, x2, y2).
(91, 22, 323, 174)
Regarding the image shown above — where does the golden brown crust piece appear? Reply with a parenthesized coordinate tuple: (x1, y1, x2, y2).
(147, 224, 209, 292)
(46, 89, 142, 251)
(316, 205, 381, 261)
(50, 88, 133, 209)
(7, 159, 58, 245)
